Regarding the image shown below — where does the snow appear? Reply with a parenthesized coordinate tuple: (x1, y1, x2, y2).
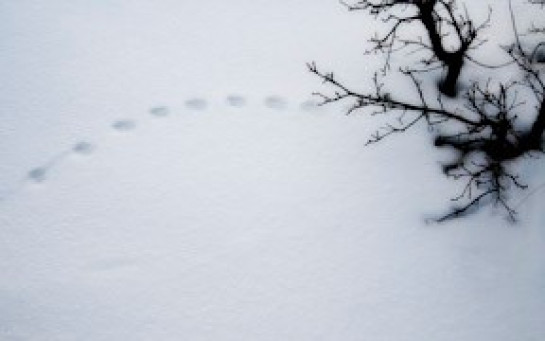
(1, 0, 544, 340)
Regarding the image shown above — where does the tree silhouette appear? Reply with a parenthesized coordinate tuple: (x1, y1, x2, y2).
(310, 0, 544, 221)
(341, 0, 490, 96)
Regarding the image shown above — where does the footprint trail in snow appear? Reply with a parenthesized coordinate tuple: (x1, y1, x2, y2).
(0, 95, 323, 202)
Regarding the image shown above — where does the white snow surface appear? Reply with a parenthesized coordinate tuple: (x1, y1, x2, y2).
(1, 1, 544, 340)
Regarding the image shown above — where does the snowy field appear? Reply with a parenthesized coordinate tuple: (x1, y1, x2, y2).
(1, 1, 544, 340)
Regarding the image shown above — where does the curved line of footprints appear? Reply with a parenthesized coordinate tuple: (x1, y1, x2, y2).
(0, 95, 322, 201)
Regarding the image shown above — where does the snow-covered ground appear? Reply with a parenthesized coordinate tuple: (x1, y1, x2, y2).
(1, 1, 544, 340)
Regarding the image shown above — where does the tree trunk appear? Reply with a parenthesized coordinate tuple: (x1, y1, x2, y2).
(528, 97, 545, 149)
(440, 58, 464, 97)
(418, 1, 465, 96)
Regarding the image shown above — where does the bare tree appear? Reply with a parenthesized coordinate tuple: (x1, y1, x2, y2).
(309, 1, 545, 221)
(527, 0, 545, 54)
(342, 0, 490, 96)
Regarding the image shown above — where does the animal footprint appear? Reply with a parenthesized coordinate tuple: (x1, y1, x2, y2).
(299, 99, 321, 112)
(264, 96, 287, 110)
(150, 106, 169, 117)
(185, 98, 207, 110)
(226, 95, 246, 107)
(28, 168, 47, 183)
(73, 141, 94, 155)
(112, 120, 136, 131)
